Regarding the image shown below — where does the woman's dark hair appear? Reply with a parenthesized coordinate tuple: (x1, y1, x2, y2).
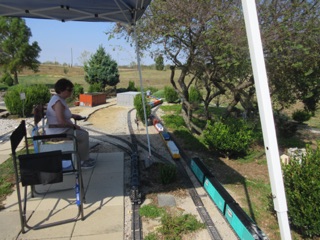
(54, 78, 74, 94)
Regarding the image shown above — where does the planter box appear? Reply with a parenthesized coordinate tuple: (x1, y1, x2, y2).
(79, 93, 106, 107)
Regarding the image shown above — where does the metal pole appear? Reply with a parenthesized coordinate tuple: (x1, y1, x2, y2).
(133, 26, 152, 163)
(241, 0, 291, 239)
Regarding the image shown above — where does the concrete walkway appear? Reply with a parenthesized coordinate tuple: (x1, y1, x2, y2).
(1, 152, 124, 240)
(0, 100, 125, 240)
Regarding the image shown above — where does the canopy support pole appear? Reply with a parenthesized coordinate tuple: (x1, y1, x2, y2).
(133, 26, 152, 164)
(241, 1, 291, 239)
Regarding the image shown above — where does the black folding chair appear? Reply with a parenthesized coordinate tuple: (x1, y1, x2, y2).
(10, 120, 85, 233)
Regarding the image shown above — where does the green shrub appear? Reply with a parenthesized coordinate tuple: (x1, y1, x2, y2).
(164, 86, 179, 103)
(127, 80, 137, 91)
(88, 82, 103, 93)
(134, 93, 151, 123)
(0, 72, 14, 86)
(203, 117, 255, 158)
(292, 110, 311, 123)
(189, 86, 201, 104)
(283, 143, 320, 238)
(274, 111, 297, 137)
(160, 164, 177, 185)
(73, 83, 84, 99)
(4, 84, 50, 117)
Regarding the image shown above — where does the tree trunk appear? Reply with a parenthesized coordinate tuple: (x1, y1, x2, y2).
(13, 71, 19, 85)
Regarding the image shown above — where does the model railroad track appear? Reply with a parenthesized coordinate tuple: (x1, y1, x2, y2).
(83, 122, 223, 239)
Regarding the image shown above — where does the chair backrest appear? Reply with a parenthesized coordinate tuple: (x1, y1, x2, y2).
(10, 120, 27, 154)
(18, 150, 63, 186)
(33, 104, 47, 129)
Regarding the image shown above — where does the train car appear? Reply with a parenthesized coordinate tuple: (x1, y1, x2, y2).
(225, 202, 268, 240)
(204, 176, 235, 214)
(160, 131, 170, 141)
(166, 140, 180, 159)
(190, 157, 214, 185)
(148, 97, 163, 108)
(154, 122, 164, 132)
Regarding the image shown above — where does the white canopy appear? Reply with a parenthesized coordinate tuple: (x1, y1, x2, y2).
(0, 0, 151, 24)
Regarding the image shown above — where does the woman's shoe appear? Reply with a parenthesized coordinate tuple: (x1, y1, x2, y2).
(81, 158, 96, 169)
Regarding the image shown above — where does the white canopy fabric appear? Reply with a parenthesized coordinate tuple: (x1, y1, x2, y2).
(0, 0, 151, 24)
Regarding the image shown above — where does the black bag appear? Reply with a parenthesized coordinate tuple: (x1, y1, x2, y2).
(18, 151, 63, 186)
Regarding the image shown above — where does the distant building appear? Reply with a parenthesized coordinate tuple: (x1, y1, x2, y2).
(117, 91, 140, 107)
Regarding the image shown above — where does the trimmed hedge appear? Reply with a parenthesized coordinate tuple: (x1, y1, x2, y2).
(283, 144, 320, 238)
(203, 117, 255, 158)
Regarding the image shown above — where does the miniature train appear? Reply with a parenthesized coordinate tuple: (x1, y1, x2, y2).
(191, 157, 268, 240)
(151, 115, 180, 159)
(150, 113, 267, 239)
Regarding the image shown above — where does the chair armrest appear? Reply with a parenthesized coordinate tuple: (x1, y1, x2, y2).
(73, 116, 86, 121)
(33, 134, 68, 141)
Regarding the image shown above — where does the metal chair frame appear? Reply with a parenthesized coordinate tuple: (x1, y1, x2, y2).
(10, 120, 85, 233)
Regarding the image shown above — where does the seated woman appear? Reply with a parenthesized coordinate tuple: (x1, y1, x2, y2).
(45, 78, 95, 169)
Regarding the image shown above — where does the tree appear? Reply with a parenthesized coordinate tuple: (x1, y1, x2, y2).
(155, 54, 164, 70)
(0, 17, 41, 85)
(114, 0, 254, 133)
(113, 0, 319, 131)
(259, 1, 320, 114)
(84, 45, 120, 89)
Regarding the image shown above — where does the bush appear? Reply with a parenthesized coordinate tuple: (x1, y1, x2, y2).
(4, 84, 50, 117)
(189, 86, 201, 104)
(292, 110, 311, 123)
(88, 82, 103, 93)
(283, 143, 320, 238)
(160, 164, 177, 185)
(0, 72, 14, 86)
(164, 86, 179, 103)
(73, 83, 84, 99)
(127, 81, 137, 91)
(203, 117, 255, 158)
(134, 93, 151, 123)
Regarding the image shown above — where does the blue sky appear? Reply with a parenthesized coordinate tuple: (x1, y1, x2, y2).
(25, 18, 154, 66)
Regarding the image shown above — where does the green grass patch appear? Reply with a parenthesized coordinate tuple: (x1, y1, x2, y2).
(152, 89, 165, 98)
(159, 212, 205, 239)
(141, 204, 205, 240)
(0, 83, 8, 91)
(173, 129, 207, 152)
(277, 136, 308, 149)
(306, 109, 320, 128)
(139, 204, 166, 219)
(191, 117, 206, 129)
(237, 150, 266, 164)
(160, 104, 182, 114)
(0, 158, 15, 206)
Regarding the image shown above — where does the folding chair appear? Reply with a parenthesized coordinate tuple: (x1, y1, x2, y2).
(31, 104, 87, 197)
(10, 120, 85, 233)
